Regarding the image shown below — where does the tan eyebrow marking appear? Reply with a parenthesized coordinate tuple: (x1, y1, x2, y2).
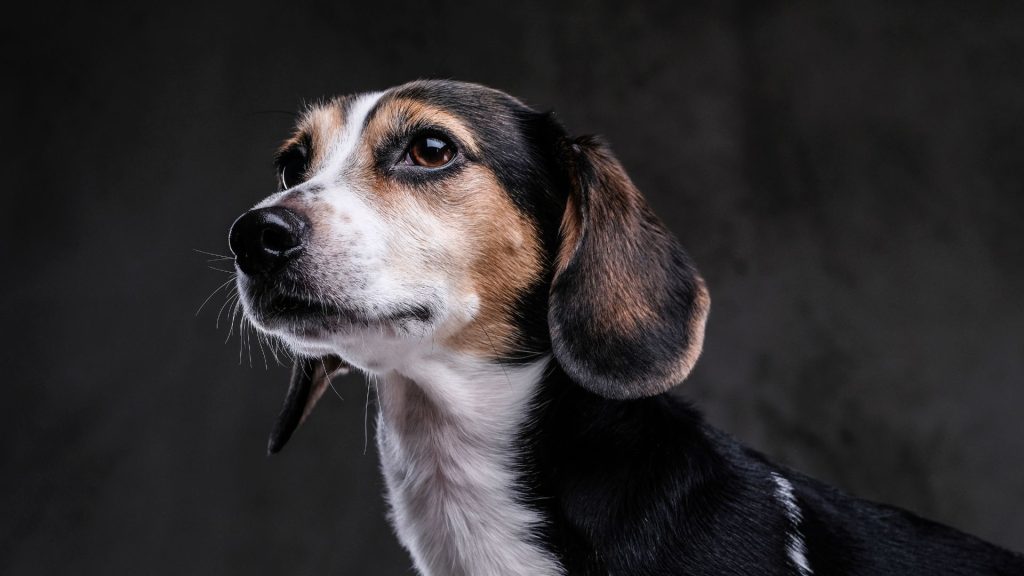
(277, 101, 346, 177)
(361, 97, 480, 158)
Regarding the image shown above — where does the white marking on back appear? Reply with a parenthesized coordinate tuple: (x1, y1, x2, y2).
(376, 354, 563, 576)
(771, 472, 813, 576)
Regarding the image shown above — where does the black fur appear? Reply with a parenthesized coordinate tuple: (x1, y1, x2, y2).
(397, 81, 1024, 575)
(376, 81, 574, 361)
(262, 81, 1024, 574)
(516, 368, 1024, 575)
(549, 135, 708, 398)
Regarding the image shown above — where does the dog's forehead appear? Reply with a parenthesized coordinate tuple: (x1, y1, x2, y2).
(381, 80, 531, 121)
(292, 81, 533, 156)
(281, 81, 563, 221)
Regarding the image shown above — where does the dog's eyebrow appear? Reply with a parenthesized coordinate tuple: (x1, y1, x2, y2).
(361, 93, 391, 138)
(364, 94, 480, 151)
(272, 99, 355, 180)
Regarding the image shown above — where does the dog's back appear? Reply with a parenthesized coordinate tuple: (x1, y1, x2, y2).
(527, 372, 1024, 575)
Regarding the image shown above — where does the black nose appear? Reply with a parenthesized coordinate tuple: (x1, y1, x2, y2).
(228, 207, 309, 276)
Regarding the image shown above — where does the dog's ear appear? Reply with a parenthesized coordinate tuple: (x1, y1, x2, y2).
(267, 355, 349, 455)
(548, 136, 710, 399)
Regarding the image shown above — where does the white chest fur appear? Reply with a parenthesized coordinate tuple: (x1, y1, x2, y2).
(375, 355, 563, 576)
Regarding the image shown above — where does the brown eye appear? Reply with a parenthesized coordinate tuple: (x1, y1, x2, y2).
(404, 134, 456, 168)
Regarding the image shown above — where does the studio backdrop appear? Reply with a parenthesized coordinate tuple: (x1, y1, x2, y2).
(2, 1, 1022, 574)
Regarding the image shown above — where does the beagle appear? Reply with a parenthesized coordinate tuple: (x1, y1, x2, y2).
(227, 80, 1024, 575)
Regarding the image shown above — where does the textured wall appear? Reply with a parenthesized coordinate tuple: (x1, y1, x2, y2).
(2, 1, 1022, 573)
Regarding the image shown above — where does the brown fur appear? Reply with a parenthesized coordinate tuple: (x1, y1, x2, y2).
(304, 97, 544, 359)
(549, 137, 711, 397)
(555, 193, 581, 277)
(278, 100, 347, 178)
(361, 97, 481, 158)
(558, 144, 663, 334)
(680, 277, 710, 380)
(441, 167, 543, 357)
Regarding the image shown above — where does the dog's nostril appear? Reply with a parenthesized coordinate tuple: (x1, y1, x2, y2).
(228, 206, 309, 276)
(261, 225, 300, 253)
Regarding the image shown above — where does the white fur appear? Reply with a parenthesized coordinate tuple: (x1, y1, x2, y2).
(248, 89, 478, 368)
(321, 92, 384, 176)
(771, 472, 813, 576)
(375, 354, 563, 576)
(242, 89, 563, 575)
(254, 91, 384, 210)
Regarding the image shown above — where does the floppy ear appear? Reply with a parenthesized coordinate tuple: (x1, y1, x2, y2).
(267, 355, 349, 455)
(548, 136, 710, 399)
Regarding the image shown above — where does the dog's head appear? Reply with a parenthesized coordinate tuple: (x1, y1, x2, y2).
(228, 80, 710, 452)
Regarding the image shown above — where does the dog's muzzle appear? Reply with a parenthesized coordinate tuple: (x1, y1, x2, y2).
(228, 206, 352, 454)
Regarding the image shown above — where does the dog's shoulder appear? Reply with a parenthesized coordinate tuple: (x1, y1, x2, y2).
(520, 368, 1024, 575)
(520, 371, 798, 574)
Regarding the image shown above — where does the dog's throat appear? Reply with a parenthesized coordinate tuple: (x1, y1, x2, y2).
(374, 360, 562, 576)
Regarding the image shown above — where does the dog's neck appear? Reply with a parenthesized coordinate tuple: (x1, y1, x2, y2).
(374, 352, 563, 576)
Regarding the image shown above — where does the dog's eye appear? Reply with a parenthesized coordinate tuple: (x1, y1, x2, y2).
(277, 144, 309, 189)
(403, 134, 456, 168)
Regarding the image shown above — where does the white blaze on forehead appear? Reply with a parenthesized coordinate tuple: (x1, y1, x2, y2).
(321, 90, 385, 176)
(253, 91, 384, 210)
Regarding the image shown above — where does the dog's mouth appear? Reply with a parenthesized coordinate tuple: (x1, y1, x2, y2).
(248, 288, 435, 335)
(260, 293, 362, 329)
(267, 293, 338, 319)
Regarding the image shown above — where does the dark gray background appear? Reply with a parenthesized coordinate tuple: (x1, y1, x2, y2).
(3, 1, 1023, 573)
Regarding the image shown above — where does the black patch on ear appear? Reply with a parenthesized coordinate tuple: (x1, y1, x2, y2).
(549, 136, 710, 399)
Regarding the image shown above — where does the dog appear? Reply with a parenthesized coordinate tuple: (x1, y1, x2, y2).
(227, 80, 1024, 575)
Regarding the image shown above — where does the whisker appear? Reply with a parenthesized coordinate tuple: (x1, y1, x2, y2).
(254, 321, 269, 370)
(216, 290, 238, 330)
(260, 331, 283, 367)
(366, 375, 380, 456)
(244, 315, 254, 368)
(196, 276, 237, 316)
(266, 337, 283, 366)
(193, 248, 233, 259)
(320, 357, 345, 402)
(226, 300, 242, 343)
(238, 313, 246, 365)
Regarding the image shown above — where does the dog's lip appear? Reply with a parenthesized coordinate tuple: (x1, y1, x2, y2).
(258, 292, 434, 329)
(266, 294, 341, 319)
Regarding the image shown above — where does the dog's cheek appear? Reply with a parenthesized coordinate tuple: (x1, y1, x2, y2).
(437, 169, 544, 358)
